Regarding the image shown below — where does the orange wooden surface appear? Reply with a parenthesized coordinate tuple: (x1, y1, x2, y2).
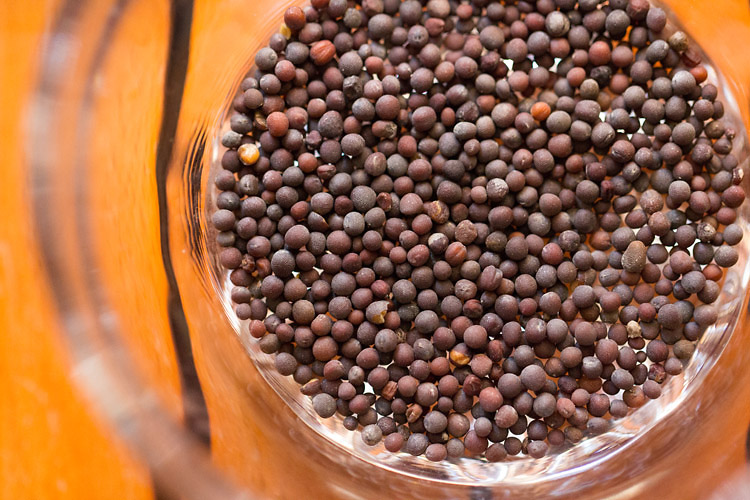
(82, 0, 185, 422)
(0, 2, 154, 499)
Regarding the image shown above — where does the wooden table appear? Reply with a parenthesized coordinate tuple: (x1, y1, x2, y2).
(0, 2, 152, 498)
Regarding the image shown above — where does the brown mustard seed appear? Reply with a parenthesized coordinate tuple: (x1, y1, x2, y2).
(215, 0, 746, 463)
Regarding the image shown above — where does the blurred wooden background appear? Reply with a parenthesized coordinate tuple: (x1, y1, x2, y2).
(0, 2, 152, 499)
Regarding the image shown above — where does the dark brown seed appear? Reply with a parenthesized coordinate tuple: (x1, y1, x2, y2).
(621, 240, 647, 273)
(284, 6, 306, 31)
(312, 393, 337, 418)
(215, 0, 747, 462)
(520, 365, 546, 392)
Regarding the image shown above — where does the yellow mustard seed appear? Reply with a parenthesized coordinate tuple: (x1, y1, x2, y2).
(238, 143, 259, 165)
